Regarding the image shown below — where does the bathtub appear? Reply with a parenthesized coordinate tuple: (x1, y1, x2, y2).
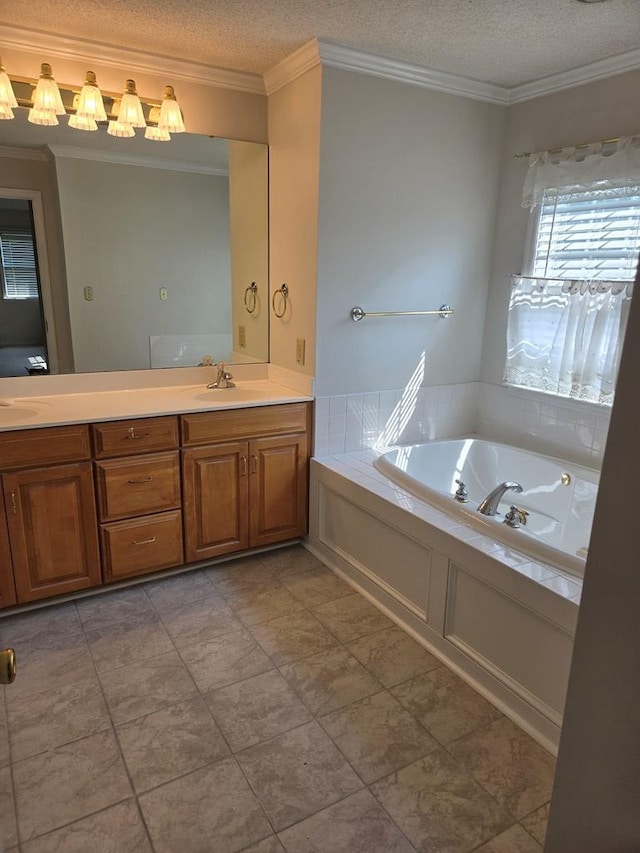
(375, 438, 599, 577)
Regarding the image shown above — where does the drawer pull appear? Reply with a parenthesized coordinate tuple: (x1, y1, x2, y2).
(127, 476, 153, 485)
(10, 491, 17, 515)
(251, 454, 258, 474)
(126, 428, 151, 440)
(132, 536, 156, 546)
(240, 455, 248, 477)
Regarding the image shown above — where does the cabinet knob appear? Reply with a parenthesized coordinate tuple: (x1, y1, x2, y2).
(0, 648, 16, 685)
(126, 428, 150, 440)
(10, 492, 17, 514)
(127, 476, 153, 485)
(251, 454, 258, 474)
(240, 455, 248, 477)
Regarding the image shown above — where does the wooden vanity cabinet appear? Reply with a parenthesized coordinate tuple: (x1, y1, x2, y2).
(181, 403, 310, 562)
(91, 417, 184, 582)
(0, 425, 101, 604)
(0, 494, 17, 608)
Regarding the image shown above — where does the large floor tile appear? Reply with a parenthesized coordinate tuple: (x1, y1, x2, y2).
(260, 545, 326, 577)
(230, 585, 306, 627)
(278, 789, 414, 852)
(249, 609, 338, 666)
(206, 556, 279, 597)
(347, 625, 440, 688)
(21, 799, 152, 852)
(0, 763, 17, 849)
(310, 594, 393, 642)
(143, 569, 216, 612)
(116, 694, 229, 792)
(84, 617, 174, 673)
(519, 802, 550, 845)
(448, 717, 556, 820)
(8, 675, 110, 761)
(13, 729, 131, 842)
(391, 667, 502, 744)
(5, 638, 96, 702)
(475, 823, 542, 852)
(0, 602, 81, 646)
(139, 757, 272, 853)
(206, 670, 312, 752)
(319, 690, 438, 783)
(236, 721, 362, 831)
(179, 628, 273, 692)
(76, 586, 156, 630)
(242, 838, 285, 853)
(280, 646, 381, 715)
(371, 750, 512, 853)
(99, 649, 197, 724)
(155, 593, 243, 647)
(0, 691, 9, 767)
(280, 569, 353, 607)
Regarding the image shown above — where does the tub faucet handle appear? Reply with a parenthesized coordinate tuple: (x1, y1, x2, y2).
(503, 505, 529, 528)
(454, 479, 469, 503)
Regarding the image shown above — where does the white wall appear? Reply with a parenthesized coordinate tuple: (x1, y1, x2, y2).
(314, 67, 506, 397)
(55, 157, 231, 372)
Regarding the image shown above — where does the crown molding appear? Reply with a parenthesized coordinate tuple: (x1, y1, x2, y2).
(263, 39, 321, 95)
(0, 145, 49, 161)
(47, 144, 228, 176)
(0, 23, 265, 95)
(317, 40, 510, 105)
(508, 46, 640, 104)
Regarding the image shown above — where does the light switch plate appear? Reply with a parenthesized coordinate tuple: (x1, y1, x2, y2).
(238, 325, 246, 348)
(83, 286, 93, 302)
(296, 338, 306, 365)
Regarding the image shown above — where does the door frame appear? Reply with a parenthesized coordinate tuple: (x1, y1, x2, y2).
(0, 186, 59, 374)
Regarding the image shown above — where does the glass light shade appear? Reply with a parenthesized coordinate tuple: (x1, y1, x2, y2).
(157, 85, 185, 133)
(69, 114, 98, 131)
(118, 80, 146, 127)
(0, 103, 15, 120)
(28, 107, 59, 126)
(0, 62, 18, 109)
(75, 71, 107, 121)
(144, 125, 170, 141)
(107, 119, 135, 138)
(32, 63, 65, 115)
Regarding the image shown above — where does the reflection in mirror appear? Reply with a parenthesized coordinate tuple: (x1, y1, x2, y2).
(0, 110, 269, 375)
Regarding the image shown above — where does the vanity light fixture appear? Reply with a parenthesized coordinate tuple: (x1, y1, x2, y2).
(107, 119, 135, 138)
(71, 70, 107, 124)
(116, 79, 146, 128)
(144, 125, 171, 141)
(157, 85, 185, 134)
(68, 113, 98, 131)
(0, 58, 18, 119)
(28, 63, 65, 126)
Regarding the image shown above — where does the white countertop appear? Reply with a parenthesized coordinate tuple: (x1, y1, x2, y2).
(0, 379, 313, 431)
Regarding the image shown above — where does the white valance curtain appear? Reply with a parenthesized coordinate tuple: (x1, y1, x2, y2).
(504, 277, 633, 406)
(522, 135, 640, 209)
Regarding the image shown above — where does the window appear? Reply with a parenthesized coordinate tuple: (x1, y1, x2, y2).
(0, 231, 40, 299)
(504, 183, 639, 406)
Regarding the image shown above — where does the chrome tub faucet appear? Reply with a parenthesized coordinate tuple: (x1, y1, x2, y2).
(477, 481, 523, 516)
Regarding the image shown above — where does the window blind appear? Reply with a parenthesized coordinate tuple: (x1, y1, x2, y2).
(0, 231, 39, 299)
(532, 187, 640, 282)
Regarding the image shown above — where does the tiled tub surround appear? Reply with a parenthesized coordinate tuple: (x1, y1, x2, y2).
(314, 381, 610, 467)
(0, 545, 553, 852)
(309, 451, 581, 755)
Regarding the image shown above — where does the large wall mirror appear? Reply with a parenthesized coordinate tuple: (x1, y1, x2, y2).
(0, 111, 269, 377)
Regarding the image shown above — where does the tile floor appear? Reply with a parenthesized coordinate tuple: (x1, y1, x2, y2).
(0, 545, 555, 852)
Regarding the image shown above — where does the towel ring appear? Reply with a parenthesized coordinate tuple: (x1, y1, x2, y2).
(272, 283, 289, 318)
(244, 282, 258, 314)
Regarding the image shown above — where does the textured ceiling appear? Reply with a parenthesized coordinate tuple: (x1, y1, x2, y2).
(3, 0, 640, 87)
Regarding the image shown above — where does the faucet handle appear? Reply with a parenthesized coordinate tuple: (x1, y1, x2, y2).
(454, 479, 469, 503)
(503, 505, 529, 528)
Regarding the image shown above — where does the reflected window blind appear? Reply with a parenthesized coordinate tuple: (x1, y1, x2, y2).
(0, 231, 39, 299)
(531, 187, 640, 281)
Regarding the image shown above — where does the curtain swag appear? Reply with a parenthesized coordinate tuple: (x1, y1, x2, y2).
(522, 135, 640, 208)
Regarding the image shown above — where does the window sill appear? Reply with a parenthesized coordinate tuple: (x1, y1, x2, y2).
(501, 382, 613, 415)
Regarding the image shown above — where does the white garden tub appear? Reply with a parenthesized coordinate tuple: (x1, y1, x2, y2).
(375, 438, 599, 577)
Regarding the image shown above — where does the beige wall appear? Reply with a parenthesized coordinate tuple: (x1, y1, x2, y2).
(315, 67, 506, 396)
(0, 154, 73, 371)
(268, 66, 322, 376)
(55, 157, 231, 372)
(229, 141, 269, 362)
(481, 68, 640, 385)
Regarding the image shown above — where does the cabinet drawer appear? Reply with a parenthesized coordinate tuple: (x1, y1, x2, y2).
(0, 424, 91, 470)
(181, 402, 310, 446)
(92, 416, 179, 459)
(95, 451, 181, 521)
(101, 510, 183, 581)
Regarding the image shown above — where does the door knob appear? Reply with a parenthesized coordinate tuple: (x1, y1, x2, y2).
(0, 648, 16, 685)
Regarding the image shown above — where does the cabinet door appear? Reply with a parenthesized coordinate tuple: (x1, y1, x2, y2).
(0, 493, 17, 608)
(3, 463, 102, 603)
(182, 442, 249, 562)
(249, 434, 308, 548)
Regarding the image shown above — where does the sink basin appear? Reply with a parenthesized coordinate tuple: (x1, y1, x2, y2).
(0, 406, 45, 423)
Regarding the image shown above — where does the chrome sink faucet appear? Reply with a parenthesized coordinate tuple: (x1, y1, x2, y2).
(207, 361, 236, 389)
(477, 481, 523, 516)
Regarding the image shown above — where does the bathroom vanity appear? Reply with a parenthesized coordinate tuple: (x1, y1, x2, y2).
(0, 387, 312, 607)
